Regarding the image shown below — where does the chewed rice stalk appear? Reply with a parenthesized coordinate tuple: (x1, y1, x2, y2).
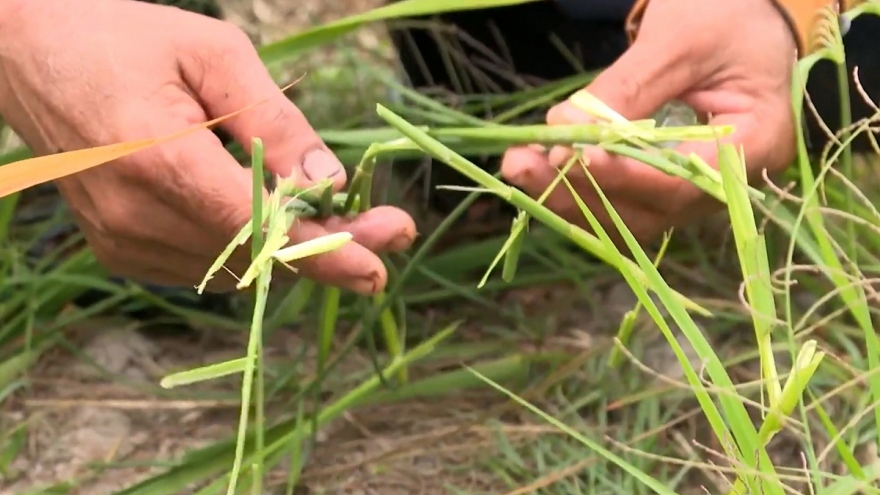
(195, 178, 353, 293)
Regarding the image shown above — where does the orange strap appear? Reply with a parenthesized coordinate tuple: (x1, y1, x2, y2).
(624, 0, 854, 57)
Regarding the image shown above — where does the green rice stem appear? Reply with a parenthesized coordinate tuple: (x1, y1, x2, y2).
(375, 103, 710, 317)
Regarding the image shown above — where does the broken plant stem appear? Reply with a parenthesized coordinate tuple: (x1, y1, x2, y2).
(375, 103, 710, 316)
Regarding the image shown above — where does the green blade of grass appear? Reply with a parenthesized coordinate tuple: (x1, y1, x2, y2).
(160, 358, 249, 389)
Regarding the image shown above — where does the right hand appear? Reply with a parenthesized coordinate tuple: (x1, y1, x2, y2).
(502, 0, 798, 244)
(0, 0, 417, 294)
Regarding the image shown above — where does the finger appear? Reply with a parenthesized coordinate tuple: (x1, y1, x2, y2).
(229, 205, 416, 294)
(502, 131, 685, 216)
(134, 128, 257, 247)
(277, 219, 390, 294)
(154, 133, 417, 257)
(319, 206, 417, 254)
(536, 81, 706, 214)
(515, 34, 702, 218)
(486, 24, 701, 222)
(549, 144, 687, 204)
(177, 23, 346, 191)
(97, 209, 402, 296)
(276, 209, 416, 294)
(500, 146, 630, 221)
(501, 146, 555, 199)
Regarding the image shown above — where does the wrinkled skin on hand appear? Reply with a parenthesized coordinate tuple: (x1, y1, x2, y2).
(0, 0, 416, 294)
(502, 0, 798, 244)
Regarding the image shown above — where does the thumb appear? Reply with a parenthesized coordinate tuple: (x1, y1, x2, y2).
(549, 40, 695, 125)
(179, 27, 346, 191)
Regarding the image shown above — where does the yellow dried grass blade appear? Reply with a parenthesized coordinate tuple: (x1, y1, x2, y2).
(0, 138, 162, 197)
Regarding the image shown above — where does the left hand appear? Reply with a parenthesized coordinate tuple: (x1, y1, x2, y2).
(0, 0, 417, 294)
(501, 0, 800, 244)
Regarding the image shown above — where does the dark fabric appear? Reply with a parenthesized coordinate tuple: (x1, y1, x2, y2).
(802, 14, 880, 152)
(387, 1, 629, 214)
(136, 0, 223, 18)
(554, 0, 637, 21)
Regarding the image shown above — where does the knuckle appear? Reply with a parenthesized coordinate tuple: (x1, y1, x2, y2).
(209, 21, 254, 57)
(615, 74, 644, 110)
(182, 21, 254, 89)
(255, 101, 306, 140)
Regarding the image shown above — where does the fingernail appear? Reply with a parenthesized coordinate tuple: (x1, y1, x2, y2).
(388, 229, 417, 252)
(548, 145, 575, 168)
(527, 144, 547, 154)
(356, 270, 383, 294)
(302, 148, 343, 182)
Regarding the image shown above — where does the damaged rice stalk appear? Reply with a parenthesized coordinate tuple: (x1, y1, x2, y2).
(467, 150, 583, 287)
(374, 97, 732, 315)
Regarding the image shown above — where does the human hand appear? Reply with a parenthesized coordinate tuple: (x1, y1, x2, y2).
(502, 0, 799, 243)
(0, 0, 416, 294)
